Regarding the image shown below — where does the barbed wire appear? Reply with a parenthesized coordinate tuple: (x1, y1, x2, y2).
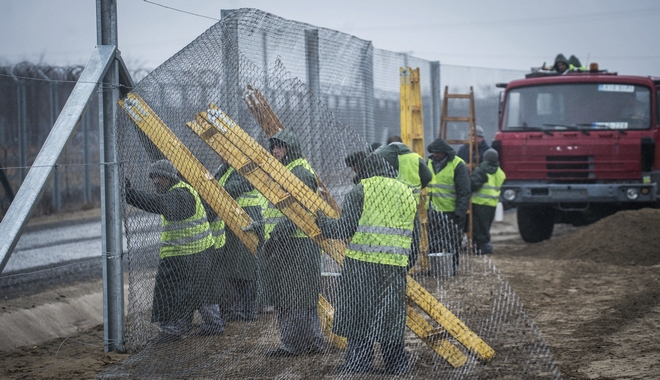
(0, 73, 133, 92)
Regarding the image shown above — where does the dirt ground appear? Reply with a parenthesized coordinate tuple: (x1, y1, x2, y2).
(1, 208, 659, 379)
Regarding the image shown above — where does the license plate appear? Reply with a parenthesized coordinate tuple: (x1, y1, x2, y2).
(551, 189, 587, 199)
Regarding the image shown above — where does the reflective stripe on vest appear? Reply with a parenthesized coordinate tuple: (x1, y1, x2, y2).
(397, 152, 423, 203)
(427, 156, 463, 212)
(206, 168, 236, 249)
(472, 167, 506, 207)
(264, 158, 316, 240)
(160, 181, 214, 258)
(346, 176, 416, 267)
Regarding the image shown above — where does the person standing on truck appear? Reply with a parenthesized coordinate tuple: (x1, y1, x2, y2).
(469, 149, 506, 254)
(426, 138, 470, 275)
(382, 135, 433, 202)
(568, 55, 586, 71)
(125, 159, 225, 343)
(262, 129, 325, 357)
(553, 54, 570, 73)
(316, 152, 420, 375)
(456, 125, 491, 165)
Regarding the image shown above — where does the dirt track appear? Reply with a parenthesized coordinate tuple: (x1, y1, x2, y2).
(1, 209, 659, 379)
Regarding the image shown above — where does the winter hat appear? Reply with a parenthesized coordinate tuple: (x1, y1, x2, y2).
(149, 159, 178, 180)
(476, 125, 485, 138)
(483, 148, 499, 163)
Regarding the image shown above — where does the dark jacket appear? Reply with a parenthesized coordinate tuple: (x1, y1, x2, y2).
(265, 128, 321, 310)
(426, 138, 471, 222)
(125, 181, 212, 322)
(126, 181, 195, 221)
(470, 159, 500, 194)
(456, 139, 491, 165)
(213, 165, 262, 281)
(316, 153, 420, 343)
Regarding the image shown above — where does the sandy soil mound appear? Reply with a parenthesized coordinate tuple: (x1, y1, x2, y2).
(510, 208, 660, 266)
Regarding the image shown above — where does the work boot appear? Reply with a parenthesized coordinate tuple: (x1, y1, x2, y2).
(478, 242, 494, 254)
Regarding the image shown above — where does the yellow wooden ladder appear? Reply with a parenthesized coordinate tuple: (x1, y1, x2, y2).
(400, 67, 430, 273)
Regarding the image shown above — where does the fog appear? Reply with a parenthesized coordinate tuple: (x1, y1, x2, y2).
(1, 0, 658, 76)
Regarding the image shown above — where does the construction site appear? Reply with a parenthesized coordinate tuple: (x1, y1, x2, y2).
(1, 4, 659, 380)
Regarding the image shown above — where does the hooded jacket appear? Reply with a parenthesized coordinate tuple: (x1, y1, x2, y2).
(470, 158, 501, 193)
(268, 128, 318, 239)
(381, 142, 433, 189)
(553, 53, 569, 72)
(426, 138, 471, 219)
(316, 152, 420, 342)
(264, 128, 321, 310)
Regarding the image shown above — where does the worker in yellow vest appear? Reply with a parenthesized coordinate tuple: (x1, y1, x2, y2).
(316, 152, 419, 375)
(262, 129, 325, 357)
(426, 137, 471, 276)
(470, 149, 506, 254)
(125, 159, 224, 343)
(383, 135, 432, 203)
(214, 162, 267, 321)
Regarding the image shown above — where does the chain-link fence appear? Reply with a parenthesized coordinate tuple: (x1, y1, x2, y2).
(0, 63, 151, 220)
(98, 8, 559, 379)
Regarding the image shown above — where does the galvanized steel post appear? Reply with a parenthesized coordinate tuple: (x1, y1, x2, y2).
(430, 61, 441, 142)
(97, 0, 124, 353)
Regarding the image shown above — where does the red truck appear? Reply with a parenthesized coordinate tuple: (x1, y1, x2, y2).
(492, 64, 659, 242)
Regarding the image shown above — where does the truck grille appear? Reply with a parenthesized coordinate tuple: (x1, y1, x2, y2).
(546, 156, 595, 179)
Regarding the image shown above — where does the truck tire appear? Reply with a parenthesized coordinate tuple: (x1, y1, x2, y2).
(517, 205, 555, 243)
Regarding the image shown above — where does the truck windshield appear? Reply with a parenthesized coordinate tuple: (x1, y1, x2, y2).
(503, 83, 651, 131)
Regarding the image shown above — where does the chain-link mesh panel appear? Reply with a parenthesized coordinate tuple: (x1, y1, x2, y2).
(104, 8, 560, 379)
(0, 63, 101, 217)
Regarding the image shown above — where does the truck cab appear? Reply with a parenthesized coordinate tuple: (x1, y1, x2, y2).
(493, 66, 660, 242)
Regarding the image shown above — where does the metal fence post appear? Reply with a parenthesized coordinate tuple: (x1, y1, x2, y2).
(35, 67, 62, 212)
(221, 9, 240, 123)
(13, 77, 28, 182)
(362, 43, 375, 144)
(83, 109, 92, 204)
(305, 29, 321, 164)
(97, 0, 124, 353)
(431, 61, 441, 140)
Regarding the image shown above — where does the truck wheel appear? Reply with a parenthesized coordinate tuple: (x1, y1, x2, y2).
(517, 206, 555, 243)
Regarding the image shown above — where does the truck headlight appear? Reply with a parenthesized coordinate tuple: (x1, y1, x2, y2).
(626, 188, 639, 200)
(503, 189, 517, 201)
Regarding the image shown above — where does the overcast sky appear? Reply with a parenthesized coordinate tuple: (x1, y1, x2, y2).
(1, 0, 659, 77)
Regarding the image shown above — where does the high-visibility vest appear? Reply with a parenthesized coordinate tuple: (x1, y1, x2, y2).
(346, 176, 416, 267)
(397, 152, 423, 202)
(263, 158, 316, 240)
(472, 167, 506, 207)
(209, 168, 234, 249)
(427, 156, 464, 212)
(160, 181, 214, 259)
